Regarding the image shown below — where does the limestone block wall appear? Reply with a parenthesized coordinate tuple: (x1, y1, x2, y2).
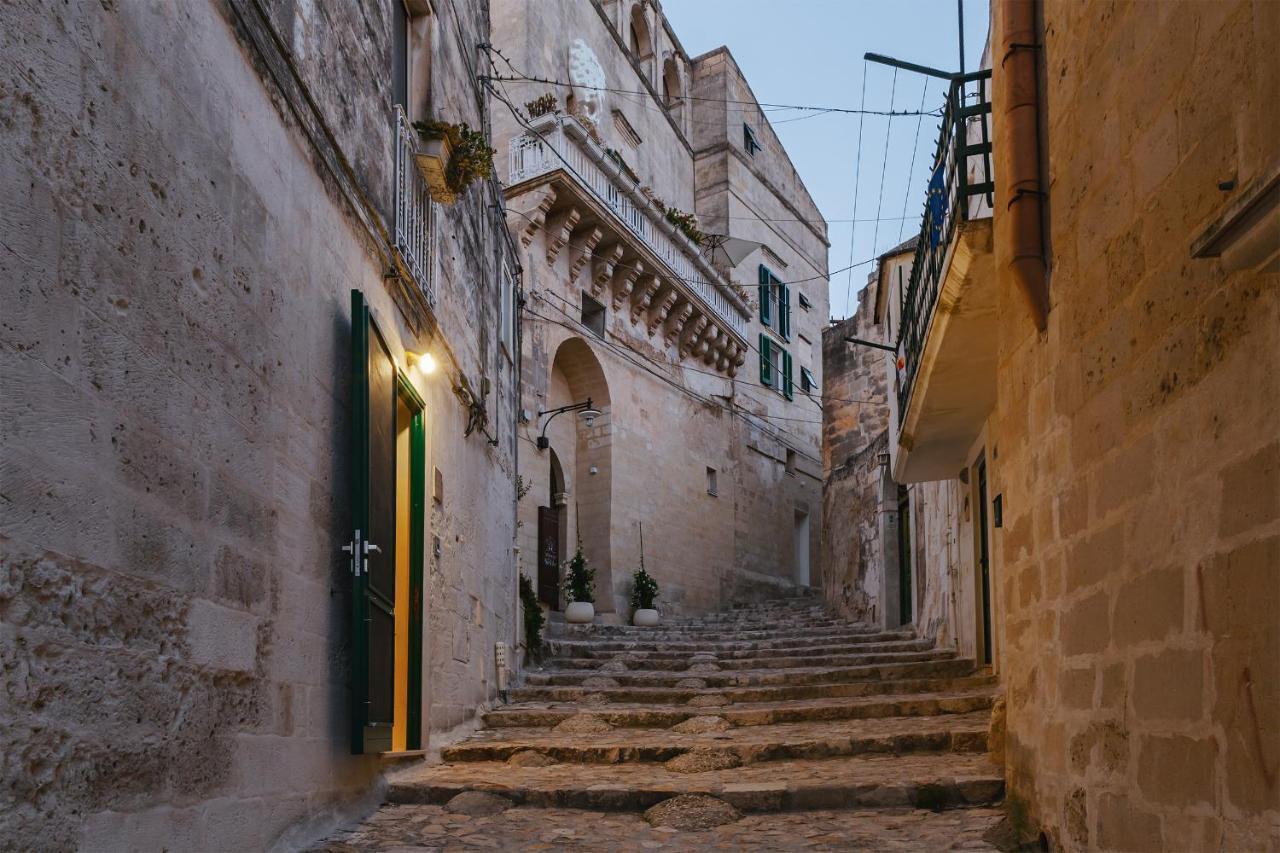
(988, 0, 1280, 848)
(0, 0, 518, 849)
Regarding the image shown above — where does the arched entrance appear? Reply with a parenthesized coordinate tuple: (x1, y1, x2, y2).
(537, 337, 614, 613)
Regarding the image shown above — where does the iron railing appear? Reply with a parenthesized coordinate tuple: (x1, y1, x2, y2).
(394, 105, 435, 305)
(508, 114, 749, 340)
(896, 69, 994, 415)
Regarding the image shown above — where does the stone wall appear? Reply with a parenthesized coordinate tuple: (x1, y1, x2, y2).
(989, 0, 1279, 848)
(0, 0, 519, 848)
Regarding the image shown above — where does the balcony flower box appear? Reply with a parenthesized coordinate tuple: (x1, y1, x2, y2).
(412, 119, 495, 205)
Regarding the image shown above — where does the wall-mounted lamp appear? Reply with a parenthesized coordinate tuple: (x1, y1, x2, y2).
(407, 351, 438, 375)
(535, 398, 602, 450)
(877, 452, 891, 468)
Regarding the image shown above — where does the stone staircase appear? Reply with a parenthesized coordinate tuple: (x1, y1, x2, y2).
(384, 596, 1006, 827)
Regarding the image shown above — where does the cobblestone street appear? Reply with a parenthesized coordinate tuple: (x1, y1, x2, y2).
(313, 803, 1005, 850)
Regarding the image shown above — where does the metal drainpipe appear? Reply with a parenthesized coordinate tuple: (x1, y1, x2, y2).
(999, 0, 1049, 330)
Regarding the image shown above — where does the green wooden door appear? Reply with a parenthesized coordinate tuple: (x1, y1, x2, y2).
(350, 290, 397, 754)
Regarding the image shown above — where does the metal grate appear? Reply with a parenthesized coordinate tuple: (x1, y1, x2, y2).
(895, 69, 994, 415)
(393, 105, 435, 305)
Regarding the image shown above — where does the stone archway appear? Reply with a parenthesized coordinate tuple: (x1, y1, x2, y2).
(546, 337, 615, 614)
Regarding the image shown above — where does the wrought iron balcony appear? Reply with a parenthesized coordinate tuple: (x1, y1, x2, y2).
(896, 70, 994, 415)
(507, 113, 750, 341)
(393, 105, 435, 305)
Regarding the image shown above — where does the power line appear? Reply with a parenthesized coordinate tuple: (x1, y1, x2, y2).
(870, 68, 899, 262)
(898, 79, 932, 242)
(482, 71, 940, 120)
(842, 61, 869, 320)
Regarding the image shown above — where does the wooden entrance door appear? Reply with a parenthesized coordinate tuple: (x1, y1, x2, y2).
(977, 458, 993, 665)
(537, 506, 560, 607)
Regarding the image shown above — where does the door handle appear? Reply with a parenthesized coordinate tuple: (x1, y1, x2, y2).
(365, 542, 382, 555)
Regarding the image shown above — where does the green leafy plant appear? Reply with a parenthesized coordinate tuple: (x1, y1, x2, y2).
(412, 119, 495, 194)
(604, 147, 639, 183)
(630, 566, 659, 612)
(519, 573, 545, 659)
(561, 545, 595, 604)
(525, 93, 558, 118)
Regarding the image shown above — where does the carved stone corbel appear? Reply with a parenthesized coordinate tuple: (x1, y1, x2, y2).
(678, 313, 708, 358)
(568, 226, 603, 283)
(695, 322, 720, 360)
(545, 206, 581, 266)
(510, 186, 557, 248)
(647, 285, 678, 336)
(611, 260, 644, 311)
(630, 275, 661, 323)
(591, 243, 625, 295)
(664, 299, 693, 347)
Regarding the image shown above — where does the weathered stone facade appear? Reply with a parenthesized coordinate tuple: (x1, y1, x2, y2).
(824, 0, 1279, 849)
(1, 0, 520, 848)
(493, 0, 828, 620)
(990, 1, 1279, 847)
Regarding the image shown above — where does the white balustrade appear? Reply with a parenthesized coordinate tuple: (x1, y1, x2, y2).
(394, 106, 435, 304)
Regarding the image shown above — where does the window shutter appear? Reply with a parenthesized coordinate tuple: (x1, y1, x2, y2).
(759, 334, 772, 386)
(782, 349, 794, 400)
(758, 265, 771, 326)
(780, 284, 791, 340)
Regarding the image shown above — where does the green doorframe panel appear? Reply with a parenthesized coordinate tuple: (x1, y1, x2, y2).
(350, 290, 372, 755)
(396, 370, 426, 752)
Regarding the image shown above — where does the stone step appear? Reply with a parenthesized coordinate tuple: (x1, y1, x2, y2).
(549, 636, 931, 663)
(441, 710, 991, 766)
(547, 624, 903, 644)
(545, 628, 918, 653)
(525, 651, 963, 688)
(547, 639, 938, 670)
(510, 672, 996, 707)
(386, 752, 1004, 814)
(484, 689, 995, 729)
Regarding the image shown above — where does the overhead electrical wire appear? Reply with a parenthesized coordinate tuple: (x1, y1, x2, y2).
(898, 78, 933, 242)
(842, 61, 869, 320)
(869, 68, 899, 262)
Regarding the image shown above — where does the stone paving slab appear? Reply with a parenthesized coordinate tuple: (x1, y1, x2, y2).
(311, 803, 1004, 851)
(511, 672, 996, 707)
(443, 710, 992, 765)
(548, 640, 940, 669)
(386, 752, 1004, 812)
(485, 688, 995, 729)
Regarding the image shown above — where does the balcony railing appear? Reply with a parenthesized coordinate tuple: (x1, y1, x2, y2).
(508, 113, 749, 340)
(394, 105, 435, 305)
(896, 69, 994, 414)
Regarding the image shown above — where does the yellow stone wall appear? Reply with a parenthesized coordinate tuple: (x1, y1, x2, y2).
(989, 0, 1279, 848)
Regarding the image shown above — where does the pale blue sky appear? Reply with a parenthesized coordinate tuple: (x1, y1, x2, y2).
(663, 0, 990, 319)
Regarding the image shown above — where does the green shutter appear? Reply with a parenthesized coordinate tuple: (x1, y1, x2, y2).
(782, 349, 794, 400)
(758, 265, 772, 326)
(759, 334, 772, 386)
(780, 284, 791, 340)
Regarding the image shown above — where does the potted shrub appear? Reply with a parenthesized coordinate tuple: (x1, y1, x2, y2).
(562, 545, 595, 624)
(631, 566, 660, 627)
(411, 120, 495, 203)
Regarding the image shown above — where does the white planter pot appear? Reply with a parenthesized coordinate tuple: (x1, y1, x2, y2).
(633, 608, 660, 627)
(565, 601, 595, 624)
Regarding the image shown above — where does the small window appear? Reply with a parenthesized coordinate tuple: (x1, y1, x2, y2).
(798, 292, 812, 310)
(743, 123, 761, 156)
(800, 367, 816, 394)
(785, 449, 797, 475)
(706, 467, 718, 496)
(581, 294, 606, 339)
(393, 0, 410, 110)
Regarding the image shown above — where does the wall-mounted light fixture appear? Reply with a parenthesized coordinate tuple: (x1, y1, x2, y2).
(535, 397, 602, 450)
(407, 351, 438, 375)
(877, 452, 891, 468)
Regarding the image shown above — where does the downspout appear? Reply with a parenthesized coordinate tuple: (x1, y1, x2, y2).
(998, 0, 1049, 330)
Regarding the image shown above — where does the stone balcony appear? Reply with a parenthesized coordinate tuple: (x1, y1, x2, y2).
(893, 71, 997, 483)
(505, 113, 751, 377)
